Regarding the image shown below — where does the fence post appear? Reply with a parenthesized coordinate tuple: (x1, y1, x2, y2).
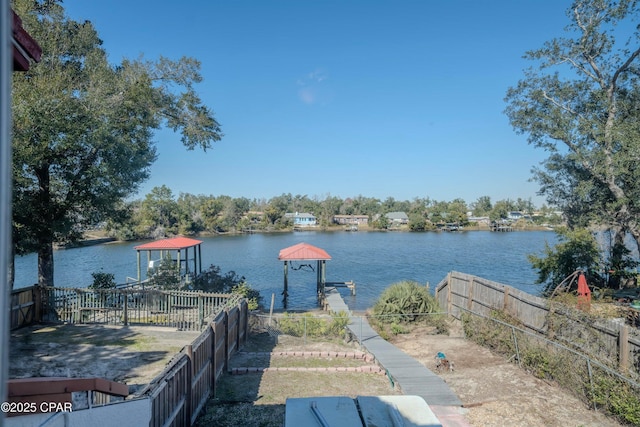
(185, 345, 193, 423)
(619, 324, 629, 373)
(586, 358, 596, 411)
(503, 286, 510, 311)
(198, 293, 204, 329)
(210, 322, 216, 398)
(34, 286, 42, 323)
(74, 290, 80, 323)
(123, 290, 128, 326)
(446, 272, 452, 315)
(511, 326, 521, 368)
(467, 278, 474, 311)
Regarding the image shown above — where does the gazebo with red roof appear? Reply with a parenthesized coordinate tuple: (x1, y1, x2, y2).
(278, 242, 331, 308)
(134, 236, 203, 283)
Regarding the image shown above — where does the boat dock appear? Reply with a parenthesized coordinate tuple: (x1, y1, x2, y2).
(324, 289, 469, 426)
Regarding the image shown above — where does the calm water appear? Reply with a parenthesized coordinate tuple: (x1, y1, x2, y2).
(13, 230, 557, 311)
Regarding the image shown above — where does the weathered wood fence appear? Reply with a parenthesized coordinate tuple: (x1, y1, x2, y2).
(10, 286, 234, 331)
(142, 299, 248, 427)
(8, 285, 248, 427)
(9, 286, 41, 330)
(435, 271, 640, 377)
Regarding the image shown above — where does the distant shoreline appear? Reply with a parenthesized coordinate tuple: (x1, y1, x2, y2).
(68, 224, 555, 249)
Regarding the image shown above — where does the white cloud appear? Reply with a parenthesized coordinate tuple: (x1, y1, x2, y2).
(297, 68, 330, 105)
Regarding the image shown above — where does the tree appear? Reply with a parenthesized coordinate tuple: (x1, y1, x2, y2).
(490, 199, 515, 221)
(504, 0, 640, 252)
(139, 186, 179, 238)
(528, 227, 603, 296)
(11, 1, 222, 288)
(471, 196, 492, 217)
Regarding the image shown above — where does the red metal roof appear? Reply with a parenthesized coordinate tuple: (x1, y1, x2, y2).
(134, 236, 203, 251)
(278, 242, 331, 261)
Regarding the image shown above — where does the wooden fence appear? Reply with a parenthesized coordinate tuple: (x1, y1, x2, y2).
(143, 299, 249, 427)
(435, 271, 640, 377)
(10, 286, 235, 331)
(9, 286, 41, 330)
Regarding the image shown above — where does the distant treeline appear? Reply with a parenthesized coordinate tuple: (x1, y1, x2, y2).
(104, 186, 561, 240)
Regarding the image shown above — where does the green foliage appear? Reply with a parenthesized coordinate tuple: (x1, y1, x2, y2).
(372, 281, 439, 322)
(89, 271, 116, 289)
(277, 312, 348, 338)
(505, 0, 640, 255)
(189, 265, 246, 293)
(231, 282, 263, 311)
(186, 265, 262, 309)
(528, 227, 603, 296)
(463, 309, 640, 426)
(148, 254, 180, 290)
(591, 375, 640, 426)
(11, 0, 221, 287)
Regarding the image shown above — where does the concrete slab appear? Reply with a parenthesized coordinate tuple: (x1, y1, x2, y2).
(357, 395, 443, 427)
(284, 396, 361, 427)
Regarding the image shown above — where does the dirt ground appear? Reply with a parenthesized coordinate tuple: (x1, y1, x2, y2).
(9, 324, 201, 393)
(9, 321, 627, 426)
(390, 320, 624, 427)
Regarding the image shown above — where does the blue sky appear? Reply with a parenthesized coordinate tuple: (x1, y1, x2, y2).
(62, 0, 572, 207)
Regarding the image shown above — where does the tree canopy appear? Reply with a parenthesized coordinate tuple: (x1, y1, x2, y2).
(11, 0, 222, 287)
(505, 0, 640, 253)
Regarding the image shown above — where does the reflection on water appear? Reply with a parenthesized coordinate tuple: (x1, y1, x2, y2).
(14, 230, 556, 311)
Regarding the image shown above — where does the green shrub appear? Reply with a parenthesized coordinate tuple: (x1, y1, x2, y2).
(89, 271, 116, 289)
(277, 311, 349, 338)
(372, 280, 439, 323)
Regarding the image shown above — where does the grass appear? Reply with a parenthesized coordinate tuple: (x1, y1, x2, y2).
(26, 324, 157, 349)
(195, 330, 398, 427)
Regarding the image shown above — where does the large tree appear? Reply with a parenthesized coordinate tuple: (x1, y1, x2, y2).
(11, 1, 222, 287)
(505, 0, 640, 251)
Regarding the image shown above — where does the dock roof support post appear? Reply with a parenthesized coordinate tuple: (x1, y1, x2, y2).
(185, 247, 189, 277)
(283, 261, 288, 309)
(136, 251, 141, 282)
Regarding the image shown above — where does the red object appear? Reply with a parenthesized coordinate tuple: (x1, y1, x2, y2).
(12, 10, 42, 71)
(577, 272, 591, 311)
(134, 236, 203, 250)
(278, 242, 331, 261)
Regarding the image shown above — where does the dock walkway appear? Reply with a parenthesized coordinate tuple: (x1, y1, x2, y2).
(325, 288, 467, 423)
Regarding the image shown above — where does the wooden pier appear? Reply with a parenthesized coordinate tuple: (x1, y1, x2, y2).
(325, 290, 463, 408)
(490, 222, 513, 232)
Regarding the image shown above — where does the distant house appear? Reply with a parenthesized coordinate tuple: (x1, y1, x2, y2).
(333, 215, 369, 225)
(508, 211, 524, 220)
(467, 216, 491, 226)
(285, 212, 317, 227)
(385, 212, 409, 225)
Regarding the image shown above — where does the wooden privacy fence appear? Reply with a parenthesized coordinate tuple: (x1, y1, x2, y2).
(435, 271, 640, 377)
(141, 299, 249, 427)
(9, 286, 41, 330)
(10, 286, 236, 331)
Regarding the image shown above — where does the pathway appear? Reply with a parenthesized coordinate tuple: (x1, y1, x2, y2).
(325, 288, 471, 426)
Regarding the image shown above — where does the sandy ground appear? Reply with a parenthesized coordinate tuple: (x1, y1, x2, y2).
(9, 324, 201, 393)
(9, 320, 627, 426)
(390, 321, 624, 427)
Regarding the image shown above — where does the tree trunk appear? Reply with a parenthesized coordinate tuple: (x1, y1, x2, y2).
(38, 243, 54, 287)
(35, 165, 55, 287)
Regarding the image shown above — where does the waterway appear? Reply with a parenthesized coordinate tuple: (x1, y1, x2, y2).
(13, 230, 557, 311)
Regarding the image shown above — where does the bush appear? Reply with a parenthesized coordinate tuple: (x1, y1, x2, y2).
(277, 311, 349, 338)
(372, 280, 439, 323)
(231, 282, 263, 310)
(89, 271, 116, 289)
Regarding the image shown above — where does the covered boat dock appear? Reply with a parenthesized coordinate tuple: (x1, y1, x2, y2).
(134, 236, 203, 283)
